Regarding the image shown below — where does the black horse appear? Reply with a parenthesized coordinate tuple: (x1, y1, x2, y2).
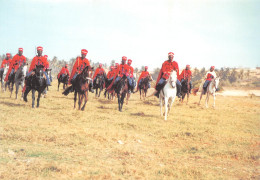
(138, 74, 152, 100)
(104, 78, 115, 100)
(63, 66, 94, 111)
(115, 75, 129, 112)
(180, 78, 191, 103)
(58, 74, 69, 91)
(93, 74, 106, 97)
(23, 65, 47, 108)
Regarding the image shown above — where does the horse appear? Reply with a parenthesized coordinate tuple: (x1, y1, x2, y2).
(0, 64, 9, 92)
(57, 74, 69, 91)
(23, 65, 47, 108)
(138, 74, 153, 100)
(63, 66, 94, 111)
(93, 74, 106, 98)
(198, 77, 220, 108)
(104, 78, 116, 100)
(159, 71, 177, 121)
(115, 75, 129, 112)
(180, 77, 191, 104)
(12, 63, 27, 99)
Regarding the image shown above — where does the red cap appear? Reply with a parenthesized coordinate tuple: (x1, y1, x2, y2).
(37, 46, 43, 51)
(210, 66, 215, 70)
(44, 55, 48, 59)
(111, 66, 114, 70)
(81, 49, 88, 55)
(115, 63, 119, 67)
(99, 63, 102, 68)
(186, 65, 190, 69)
(6, 53, 11, 57)
(65, 64, 68, 67)
(168, 52, 174, 56)
(145, 66, 148, 70)
(122, 56, 127, 61)
(18, 48, 23, 51)
(128, 59, 132, 64)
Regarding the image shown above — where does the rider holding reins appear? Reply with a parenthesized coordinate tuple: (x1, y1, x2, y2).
(137, 66, 151, 91)
(203, 66, 216, 94)
(179, 65, 192, 94)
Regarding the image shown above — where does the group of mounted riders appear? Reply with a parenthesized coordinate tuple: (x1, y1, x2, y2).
(0, 47, 218, 108)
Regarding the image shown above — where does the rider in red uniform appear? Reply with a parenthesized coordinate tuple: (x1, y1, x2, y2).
(203, 66, 216, 94)
(93, 63, 106, 80)
(58, 64, 70, 79)
(69, 49, 93, 92)
(179, 65, 192, 93)
(127, 59, 136, 93)
(155, 52, 181, 98)
(1, 53, 12, 70)
(5, 48, 26, 82)
(137, 66, 151, 91)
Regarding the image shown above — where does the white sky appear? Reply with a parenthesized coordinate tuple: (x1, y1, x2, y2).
(0, 0, 259, 70)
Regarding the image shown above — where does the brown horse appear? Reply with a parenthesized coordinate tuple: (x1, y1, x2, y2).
(63, 66, 94, 111)
(138, 74, 153, 100)
(115, 75, 129, 111)
(180, 77, 191, 103)
(57, 74, 69, 91)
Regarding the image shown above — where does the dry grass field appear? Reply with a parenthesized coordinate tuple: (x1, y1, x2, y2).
(0, 81, 259, 179)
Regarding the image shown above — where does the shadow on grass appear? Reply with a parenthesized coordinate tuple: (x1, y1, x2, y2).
(0, 101, 25, 107)
(130, 112, 155, 117)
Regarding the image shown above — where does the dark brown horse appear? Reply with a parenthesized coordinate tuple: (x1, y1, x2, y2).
(63, 66, 94, 111)
(180, 77, 191, 103)
(138, 74, 153, 100)
(115, 75, 129, 112)
(57, 74, 69, 91)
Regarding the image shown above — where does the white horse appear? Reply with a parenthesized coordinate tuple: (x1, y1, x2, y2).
(13, 63, 27, 99)
(159, 71, 177, 120)
(1, 64, 9, 92)
(198, 77, 220, 108)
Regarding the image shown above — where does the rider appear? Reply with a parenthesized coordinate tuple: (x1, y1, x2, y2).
(93, 63, 106, 84)
(203, 66, 216, 94)
(58, 64, 70, 79)
(26, 46, 51, 86)
(179, 65, 192, 94)
(154, 52, 181, 98)
(127, 59, 136, 93)
(112, 56, 130, 90)
(69, 49, 94, 93)
(5, 48, 26, 82)
(137, 66, 151, 91)
(0, 53, 12, 72)
(107, 66, 114, 81)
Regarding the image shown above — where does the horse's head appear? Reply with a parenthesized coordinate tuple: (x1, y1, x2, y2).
(81, 66, 94, 82)
(168, 70, 177, 88)
(214, 77, 220, 89)
(35, 65, 45, 79)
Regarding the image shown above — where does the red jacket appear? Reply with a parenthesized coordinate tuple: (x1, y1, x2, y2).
(137, 71, 150, 85)
(5, 55, 26, 81)
(107, 70, 115, 79)
(179, 69, 192, 81)
(93, 67, 105, 79)
(118, 64, 129, 77)
(156, 60, 179, 85)
(128, 65, 134, 78)
(1, 58, 12, 68)
(69, 57, 90, 84)
(58, 67, 70, 79)
(29, 56, 48, 72)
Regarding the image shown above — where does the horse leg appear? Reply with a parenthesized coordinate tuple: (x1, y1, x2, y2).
(187, 92, 189, 104)
(32, 89, 35, 108)
(15, 83, 19, 99)
(78, 93, 82, 110)
(58, 81, 60, 91)
(23, 87, 31, 102)
(164, 97, 168, 121)
(159, 94, 163, 117)
(205, 92, 209, 108)
(37, 91, 41, 108)
(168, 98, 175, 115)
(121, 93, 126, 111)
(74, 91, 77, 109)
(199, 91, 203, 105)
(81, 91, 88, 111)
(117, 94, 121, 111)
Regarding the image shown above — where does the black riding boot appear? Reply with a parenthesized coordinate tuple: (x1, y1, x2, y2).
(176, 83, 182, 98)
(155, 84, 163, 98)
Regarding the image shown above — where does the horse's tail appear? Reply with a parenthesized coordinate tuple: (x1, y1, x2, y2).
(62, 86, 73, 96)
(192, 88, 199, 96)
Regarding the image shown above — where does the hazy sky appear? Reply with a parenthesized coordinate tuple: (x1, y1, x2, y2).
(0, 0, 259, 70)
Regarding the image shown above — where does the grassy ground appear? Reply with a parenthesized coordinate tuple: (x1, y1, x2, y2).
(0, 81, 259, 179)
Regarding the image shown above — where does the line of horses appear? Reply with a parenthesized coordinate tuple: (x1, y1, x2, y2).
(0, 65, 220, 120)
